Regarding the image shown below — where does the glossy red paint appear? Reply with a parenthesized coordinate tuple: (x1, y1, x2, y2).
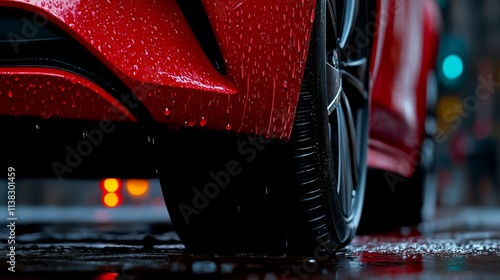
(368, 0, 441, 177)
(200, 0, 315, 138)
(0, 67, 136, 122)
(0, 0, 316, 139)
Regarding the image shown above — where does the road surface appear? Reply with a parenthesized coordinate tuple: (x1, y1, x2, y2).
(1, 207, 500, 279)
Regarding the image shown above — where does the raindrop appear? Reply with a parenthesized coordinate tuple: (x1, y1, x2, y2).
(164, 107, 171, 117)
(283, 81, 288, 88)
(82, 130, 88, 138)
(8, 90, 13, 98)
(188, 117, 196, 127)
(35, 124, 40, 130)
(225, 123, 232, 130)
(199, 116, 207, 127)
(42, 111, 51, 119)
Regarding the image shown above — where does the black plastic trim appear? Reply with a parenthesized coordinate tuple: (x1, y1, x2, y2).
(176, 0, 226, 75)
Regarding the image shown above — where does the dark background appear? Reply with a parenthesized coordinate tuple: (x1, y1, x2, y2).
(436, 0, 500, 209)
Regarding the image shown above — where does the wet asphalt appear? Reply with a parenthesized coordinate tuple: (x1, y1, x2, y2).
(1, 207, 500, 280)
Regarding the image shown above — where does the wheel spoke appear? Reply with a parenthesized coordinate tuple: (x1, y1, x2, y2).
(336, 99, 354, 217)
(326, 62, 342, 115)
(326, 0, 339, 41)
(339, 0, 358, 50)
(327, 0, 359, 51)
(341, 69, 368, 103)
(341, 93, 360, 187)
(342, 57, 367, 68)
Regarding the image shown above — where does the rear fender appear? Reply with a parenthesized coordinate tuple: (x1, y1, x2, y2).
(0, 0, 317, 140)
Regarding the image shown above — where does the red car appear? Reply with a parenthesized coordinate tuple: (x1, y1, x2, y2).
(1, 0, 440, 254)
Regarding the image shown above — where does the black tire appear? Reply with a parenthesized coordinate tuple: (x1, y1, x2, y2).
(358, 168, 425, 234)
(358, 149, 437, 234)
(156, 0, 372, 255)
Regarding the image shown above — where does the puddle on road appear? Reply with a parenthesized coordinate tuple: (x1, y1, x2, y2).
(2, 222, 500, 279)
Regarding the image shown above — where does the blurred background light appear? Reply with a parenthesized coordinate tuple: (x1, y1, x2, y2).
(126, 179, 149, 197)
(442, 54, 463, 80)
(102, 178, 121, 193)
(103, 192, 121, 208)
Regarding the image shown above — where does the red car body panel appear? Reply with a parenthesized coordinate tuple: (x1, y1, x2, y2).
(0, 67, 136, 122)
(368, 0, 440, 177)
(0, 0, 315, 139)
(0, 0, 440, 178)
(200, 0, 315, 137)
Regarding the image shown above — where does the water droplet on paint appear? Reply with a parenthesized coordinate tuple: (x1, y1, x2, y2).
(200, 116, 207, 127)
(164, 107, 171, 117)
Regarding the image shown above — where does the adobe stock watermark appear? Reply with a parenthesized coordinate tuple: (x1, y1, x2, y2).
(51, 83, 157, 181)
(384, 74, 500, 191)
(8, 11, 49, 54)
(6, 167, 17, 273)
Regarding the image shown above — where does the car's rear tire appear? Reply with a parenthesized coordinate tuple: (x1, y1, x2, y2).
(156, 0, 371, 255)
(358, 73, 438, 234)
(358, 149, 437, 234)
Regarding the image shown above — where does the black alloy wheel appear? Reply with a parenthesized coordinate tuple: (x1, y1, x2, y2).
(286, 0, 371, 249)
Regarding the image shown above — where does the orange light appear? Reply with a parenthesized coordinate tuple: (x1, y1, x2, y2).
(103, 193, 121, 208)
(126, 179, 149, 197)
(102, 178, 121, 193)
(100, 178, 122, 208)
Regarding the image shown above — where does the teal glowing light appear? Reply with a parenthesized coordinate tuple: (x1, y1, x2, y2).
(442, 55, 463, 80)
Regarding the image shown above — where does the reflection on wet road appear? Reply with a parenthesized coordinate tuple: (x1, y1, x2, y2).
(1, 208, 500, 279)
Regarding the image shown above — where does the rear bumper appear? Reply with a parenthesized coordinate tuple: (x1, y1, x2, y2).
(0, 0, 317, 140)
